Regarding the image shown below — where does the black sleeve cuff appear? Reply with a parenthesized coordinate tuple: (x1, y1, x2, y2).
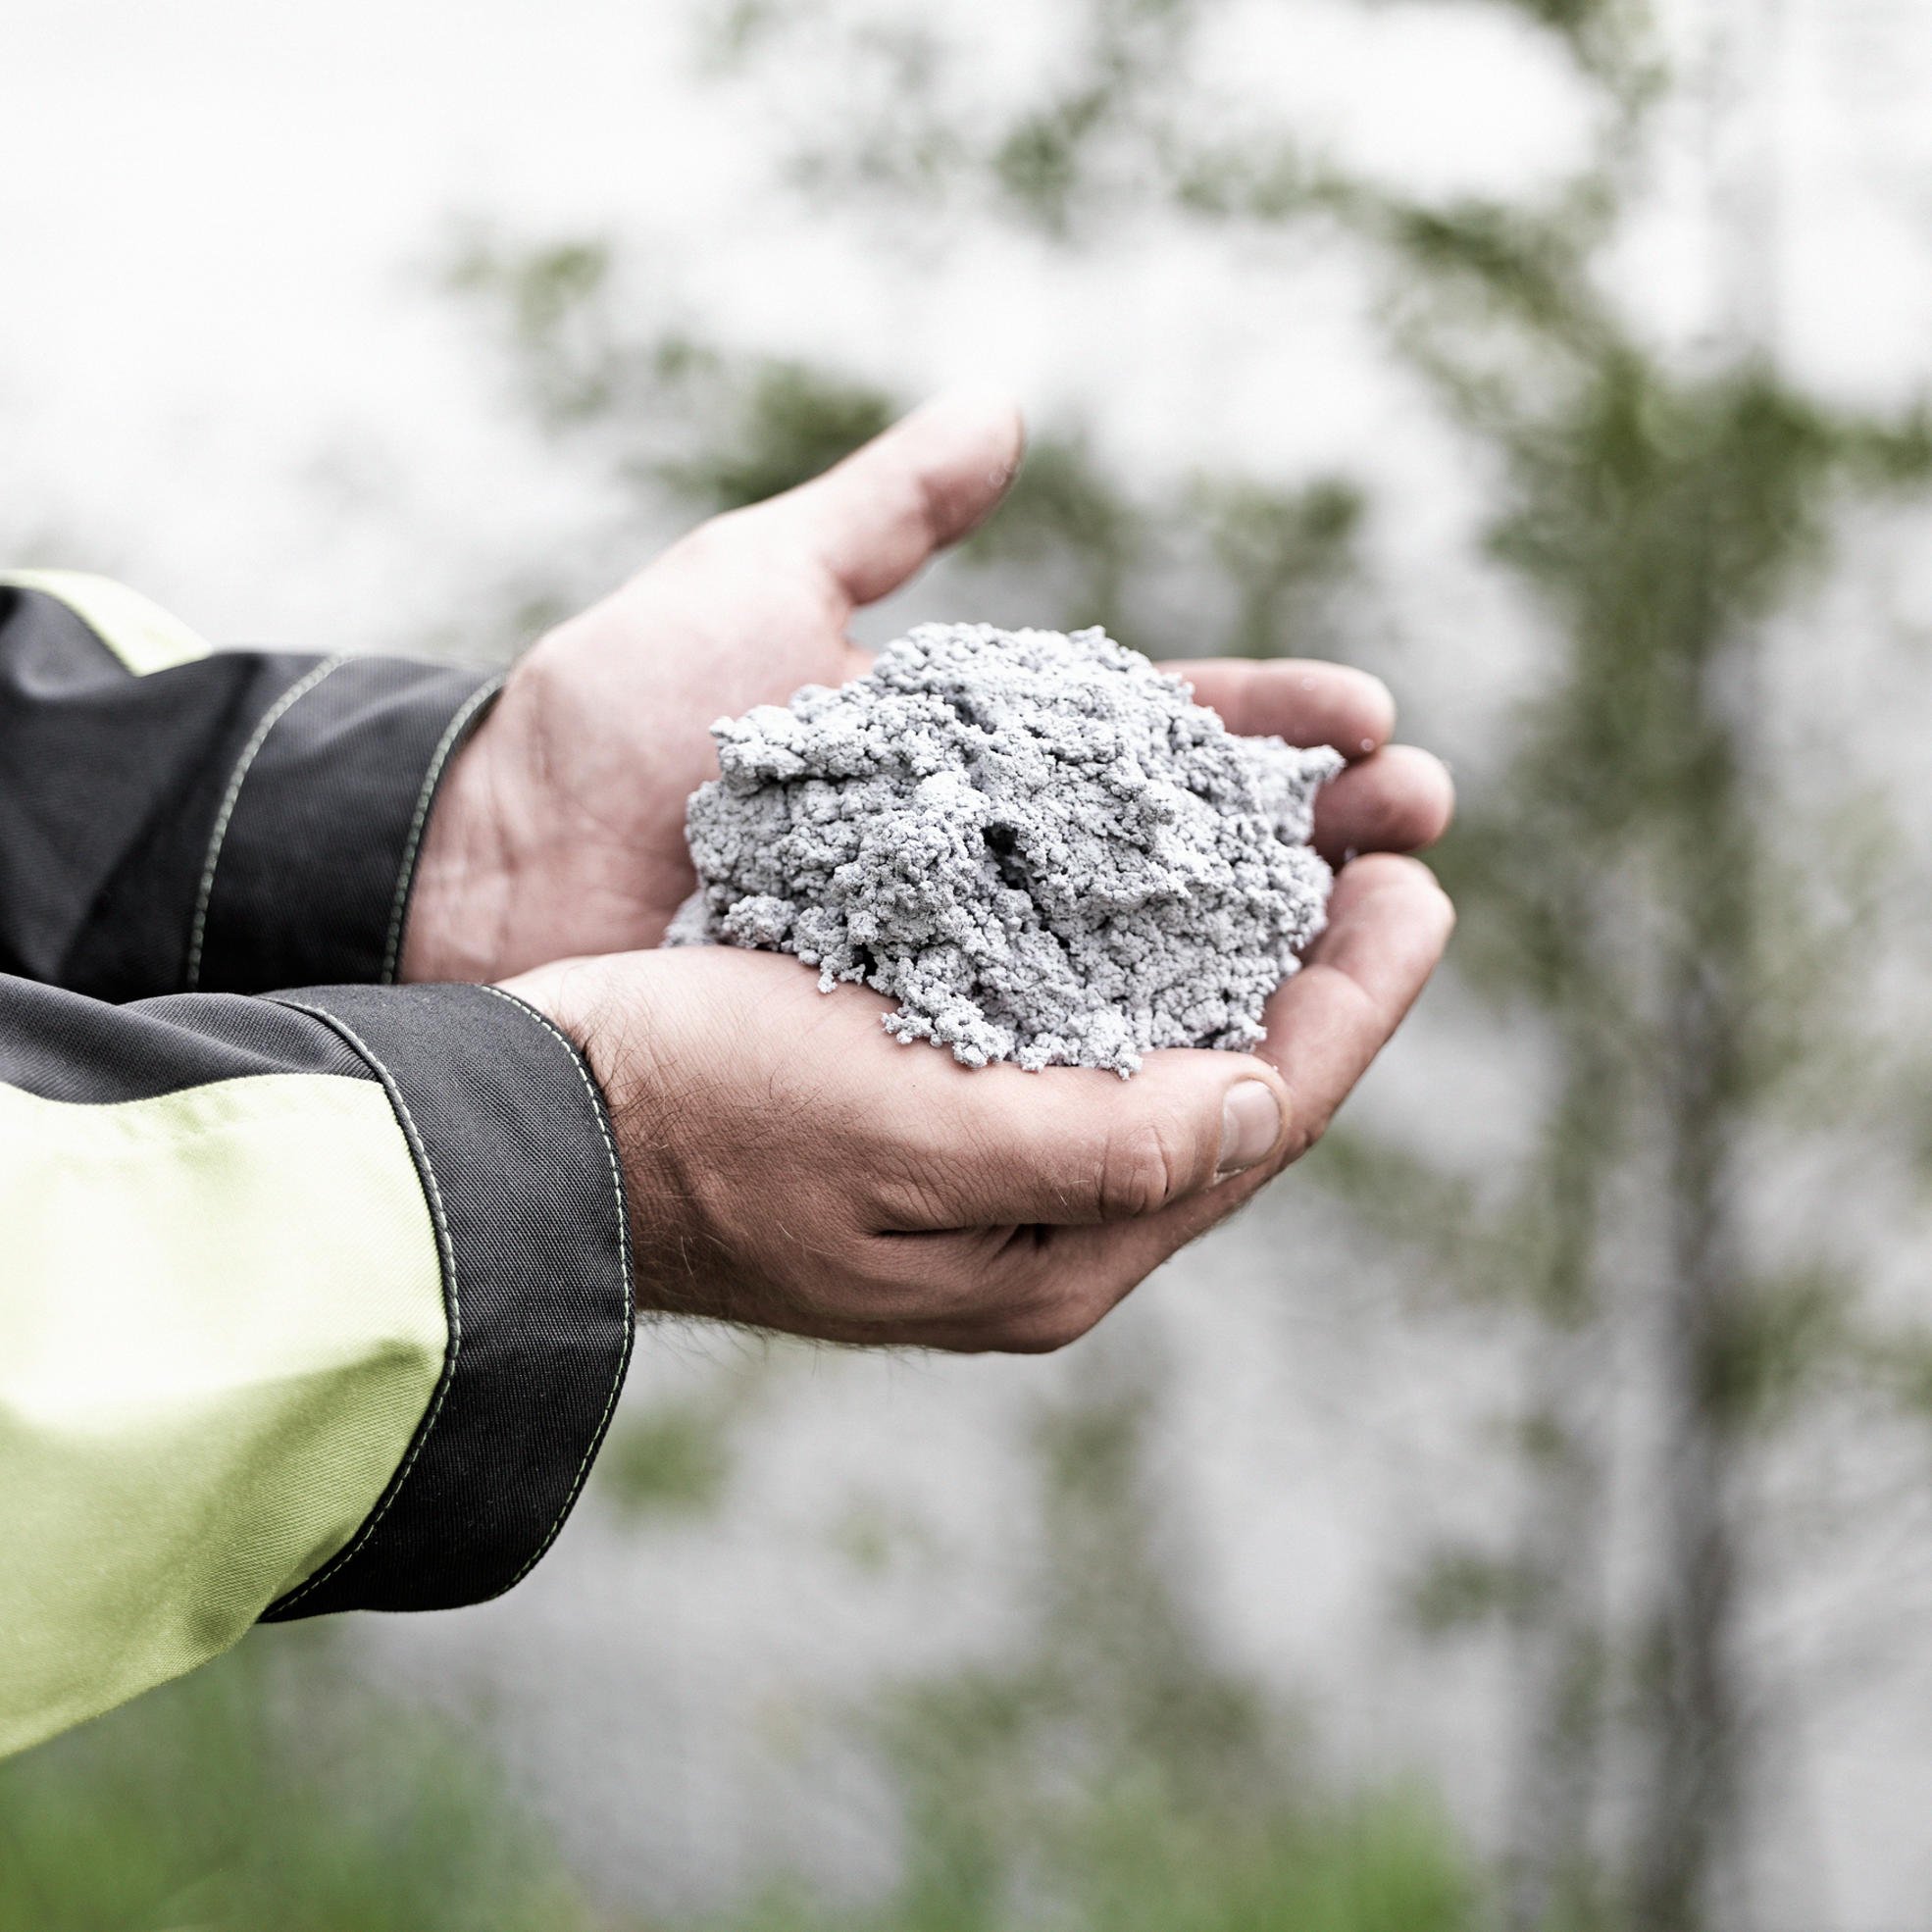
(258, 980, 636, 1618)
(188, 657, 503, 994)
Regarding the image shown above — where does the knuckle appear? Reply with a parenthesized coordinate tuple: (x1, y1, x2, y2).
(867, 1163, 958, 1230)
(1097, 1117, 1190, 1220)
(1283, 1105, 1327, 1167)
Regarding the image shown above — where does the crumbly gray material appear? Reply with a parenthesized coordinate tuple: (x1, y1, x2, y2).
(668, 623, 1343, 1077)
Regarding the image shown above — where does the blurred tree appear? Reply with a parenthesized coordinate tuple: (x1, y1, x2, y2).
(16, 4, 1932, 1929)
(699, 1345, 1477, 1932)
(442, 3, 1932, 1928)
(0, 1635, 614, 1932)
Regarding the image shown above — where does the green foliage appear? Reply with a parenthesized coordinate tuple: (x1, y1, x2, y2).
(1693, 1264, 1858, 1429)
(446, 241, 1369, 655)
(974, 0, 1201, 233)
(0, 1640, 612, 1932)
(446, 231, 620, 423)
(1063, 1783, 1477, 1932)
(991, 1374, 1276, 1798)
(595, 1397, 738, 1519)
(1481, 0, 1660, 93)
(840, 1369, 1286, 1924)
(592, 1351, 779, 1521)
(1190, 477, 1365, 660)
(959, 427, 1146, 631)
(711, 1358, 1482, 1932)
(1408, 1546, 1547, 1635)
(991, 93, 1113, 237)
(655, 361, 899, 512)
(715, 0, 1658, 236)
(1301, 1129, 1530, 1309)
(706, 1785, 1473, 1932)
(0, 1594, 1473, 1932)
(444, 236, 898, 511)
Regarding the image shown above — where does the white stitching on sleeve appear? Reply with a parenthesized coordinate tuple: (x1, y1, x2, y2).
(264, 997, 463, 1613)
(380, 675, 506, 986)
(184, 656, 346, 991)
(475, 983, 636, 1593)
(266, 987, 633, 1611)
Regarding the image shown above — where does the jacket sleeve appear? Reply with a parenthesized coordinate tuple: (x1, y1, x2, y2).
(0, 971, 635, 1759)
(0, 570, 501, 998)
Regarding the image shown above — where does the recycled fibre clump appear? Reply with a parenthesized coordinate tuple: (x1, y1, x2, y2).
(668, 623, 1344, 1077)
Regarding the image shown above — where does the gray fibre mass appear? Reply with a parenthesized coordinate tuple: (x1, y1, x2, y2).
(668, 623, 1344, 1077)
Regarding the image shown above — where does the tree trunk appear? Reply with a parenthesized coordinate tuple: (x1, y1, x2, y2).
(1634, 714, 1758, 1931)
(1506, 1017, 1617, 1932)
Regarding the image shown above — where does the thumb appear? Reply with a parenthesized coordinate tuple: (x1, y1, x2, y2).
(911, 1049, 1292, 1230)
(753, 388, 1026, 611)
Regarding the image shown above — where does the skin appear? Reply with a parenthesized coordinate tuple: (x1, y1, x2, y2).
(408, 392, 1457, 1352)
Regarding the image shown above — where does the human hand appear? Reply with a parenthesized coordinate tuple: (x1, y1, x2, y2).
(403, 394, 1453, 983)
(500, 852, 1451, 1351)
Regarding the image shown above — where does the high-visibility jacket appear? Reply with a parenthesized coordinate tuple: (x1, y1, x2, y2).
(0, 573, 635, 1758)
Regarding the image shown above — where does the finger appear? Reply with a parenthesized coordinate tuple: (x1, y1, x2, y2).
(1165, 657, 1396, 758)
(873, 857, 1445, 1233)
(753, 389, 1026, 611)
(890, 1194, 1263, 1354)
(1311, 745, 1455, 861)
(1257, 853, 1454, 1159)
(835, 1216, 1210, 1354)
(973, 855, 1455, 1343)
(883, 1046, 1292, 1232)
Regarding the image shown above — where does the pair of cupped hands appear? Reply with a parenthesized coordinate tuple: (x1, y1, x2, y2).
(405, 395, 1456, 1353)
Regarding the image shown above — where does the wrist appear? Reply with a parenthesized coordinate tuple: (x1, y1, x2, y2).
(400, 641, 660, 982)
(496, 954, 642, 1111)
(499, 952, 700, 1316)
(399, 674, 539, 984)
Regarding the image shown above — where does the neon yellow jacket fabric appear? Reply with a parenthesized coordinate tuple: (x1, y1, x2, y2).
(0, 575, 634, 1758)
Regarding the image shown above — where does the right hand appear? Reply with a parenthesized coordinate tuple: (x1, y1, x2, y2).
(502, 853, 1451, 1353)
(403, 392, 1451, 985)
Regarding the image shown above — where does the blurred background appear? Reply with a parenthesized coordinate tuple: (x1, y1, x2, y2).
(7, 2, 1932, 1928)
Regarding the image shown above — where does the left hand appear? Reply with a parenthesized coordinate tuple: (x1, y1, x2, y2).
(402, 392, 1454, 983)
(501, 852, 1453, 1349)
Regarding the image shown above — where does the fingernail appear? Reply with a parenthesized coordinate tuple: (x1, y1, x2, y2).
(1218, 1081, 1284, 1178)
